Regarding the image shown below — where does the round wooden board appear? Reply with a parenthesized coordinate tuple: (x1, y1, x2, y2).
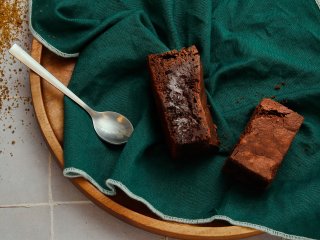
(29, 38, 261, 240)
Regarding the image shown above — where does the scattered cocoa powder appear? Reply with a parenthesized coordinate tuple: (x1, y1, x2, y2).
(0, 1, 23, 56)
(0, 0, 26, 112)
(0, 0, 32, 157)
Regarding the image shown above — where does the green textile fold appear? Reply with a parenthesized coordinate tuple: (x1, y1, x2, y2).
(31, 0, 320, 239)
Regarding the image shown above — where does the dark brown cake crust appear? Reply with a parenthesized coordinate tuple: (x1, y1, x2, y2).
(148, 45, 219, 159)
(224, 98, 304, 188)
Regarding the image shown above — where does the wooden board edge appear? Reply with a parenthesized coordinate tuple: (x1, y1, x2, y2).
(29, 39, 65, 168)
(29, 38, 262, 239)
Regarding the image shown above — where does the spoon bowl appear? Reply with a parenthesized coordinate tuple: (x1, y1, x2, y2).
(9, 44, 134, 144)
(92, 111, 133, 145)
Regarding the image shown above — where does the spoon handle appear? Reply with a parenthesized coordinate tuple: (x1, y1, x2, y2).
(9, 44, 94, 115)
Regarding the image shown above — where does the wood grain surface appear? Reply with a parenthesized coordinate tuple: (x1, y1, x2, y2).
(29, 38, 261, 240)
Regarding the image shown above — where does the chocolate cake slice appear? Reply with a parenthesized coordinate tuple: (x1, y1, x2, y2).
(224, 98, 304, 188)
(147, 45, 219, 159)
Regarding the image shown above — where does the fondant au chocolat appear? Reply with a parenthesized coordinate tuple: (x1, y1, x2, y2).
(147, 46, 219, 159)
(224, 98, 304, 188)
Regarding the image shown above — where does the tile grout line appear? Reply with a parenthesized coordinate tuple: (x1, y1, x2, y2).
(54, 201, 92, 205)
(48, 153, 54, 240)
(0, 201, 92, 208)
(0, 203, 49, 208)
(48, 153, 92, 240)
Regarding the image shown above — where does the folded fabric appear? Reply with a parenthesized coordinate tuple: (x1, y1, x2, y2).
(30, 0, 320, 239)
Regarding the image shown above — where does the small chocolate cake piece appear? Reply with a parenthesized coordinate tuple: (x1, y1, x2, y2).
(224, 98, 304, 188)
(148, 45, 219, 159)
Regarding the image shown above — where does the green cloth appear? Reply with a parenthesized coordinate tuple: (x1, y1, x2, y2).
(31, 0, 320, 239)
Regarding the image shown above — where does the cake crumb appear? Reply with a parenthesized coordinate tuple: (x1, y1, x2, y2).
(274, 84, 281, 90)
(274, 82, 286, 91)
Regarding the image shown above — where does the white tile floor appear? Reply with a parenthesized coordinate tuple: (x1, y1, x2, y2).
(0, 1, 283, 240)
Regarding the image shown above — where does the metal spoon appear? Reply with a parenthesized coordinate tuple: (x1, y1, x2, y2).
(9, 44, 133, 145)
